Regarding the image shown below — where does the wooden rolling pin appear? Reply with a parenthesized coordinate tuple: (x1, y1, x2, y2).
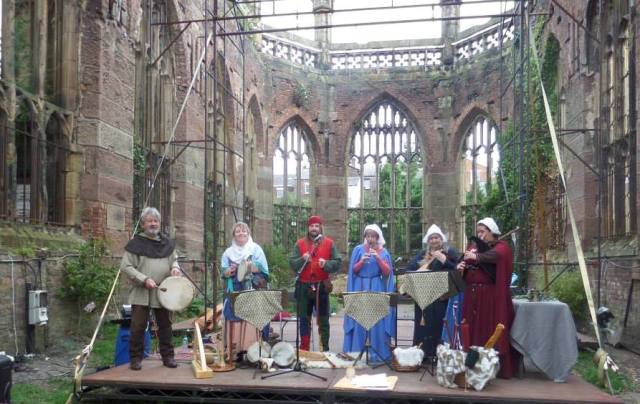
(484, 323, 505, 349)
(465, 323, 505, 369)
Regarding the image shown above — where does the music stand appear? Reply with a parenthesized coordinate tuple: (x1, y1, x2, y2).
(231, 290, 283, 378)
(343, 292, 395, 370)
(262, 246, 327, 382)
(402, 270, 460, 379)
(391, 257, 404, 348)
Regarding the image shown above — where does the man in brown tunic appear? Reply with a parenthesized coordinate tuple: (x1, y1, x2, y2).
(120, 207, 182, 370)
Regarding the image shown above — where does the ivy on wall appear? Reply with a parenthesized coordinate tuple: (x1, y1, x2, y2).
(132, 142, 147, 231)
(470, 19, 560, 285)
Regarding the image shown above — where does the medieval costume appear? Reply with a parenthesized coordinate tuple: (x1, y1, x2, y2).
(290, 215, 342, 351)
(462, 217, 518, 379)
(405, 224, 459, 358)
(343, 224, 396, 362)
(221, 224, 270, 356)
(120, 232, 180, 369)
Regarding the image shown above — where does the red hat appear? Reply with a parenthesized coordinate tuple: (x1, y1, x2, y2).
(308, 215, 323, 226)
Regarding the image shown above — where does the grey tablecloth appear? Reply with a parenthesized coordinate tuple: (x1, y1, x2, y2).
(511, 299, 578, 382)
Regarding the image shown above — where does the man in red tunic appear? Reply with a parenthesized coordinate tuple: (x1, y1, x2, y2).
(457, 217, 518, 378)
(289, 215, 342, 351)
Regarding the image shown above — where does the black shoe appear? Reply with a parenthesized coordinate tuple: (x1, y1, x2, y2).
(130, 360, 142, 371)
(163, 357, 178, 368)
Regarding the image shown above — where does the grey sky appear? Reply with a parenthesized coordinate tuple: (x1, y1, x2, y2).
(259, 0, 515, 43)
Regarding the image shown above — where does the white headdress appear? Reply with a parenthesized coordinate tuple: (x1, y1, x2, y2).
(422, 224, 447, 244)
(363, 224, 386, 248)
(478, 217, 501, 235)
(224, 222, 257, 263)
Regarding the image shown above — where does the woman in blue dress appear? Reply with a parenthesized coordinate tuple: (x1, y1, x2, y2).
(343, 224, 396, 362)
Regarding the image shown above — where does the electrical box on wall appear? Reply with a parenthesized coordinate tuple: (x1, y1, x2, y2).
(28, 290, 48, 325)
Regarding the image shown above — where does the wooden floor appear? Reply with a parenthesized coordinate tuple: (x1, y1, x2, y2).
(80, 314, 622, 403)
(80, 357, 621, 403)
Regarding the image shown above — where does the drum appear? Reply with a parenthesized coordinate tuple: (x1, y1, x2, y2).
(236, 260, 251, 282)
(270, 341, 295, 367)
(158, 276, 195, 311)
(246, 341, 271, 363)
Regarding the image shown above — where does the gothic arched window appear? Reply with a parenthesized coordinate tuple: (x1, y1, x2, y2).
(347, 100, 423, 258)
(134, 0, 176, 234)
(602, 16, 636, 237)
(0, 109, 8, 217)
(45, 114, 67, 224)
(243, 97, 263, 227)
(585, 0, 600, 71)
(15, 102, 39, 223)
(460, 115, 500, 236)
(273, 120, 313, 250)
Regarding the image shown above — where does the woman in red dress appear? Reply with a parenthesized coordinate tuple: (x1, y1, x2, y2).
(457, 217, 518, 378)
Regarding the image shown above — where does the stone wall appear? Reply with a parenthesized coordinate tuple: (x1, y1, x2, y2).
(534, 0, 640, 350)
(0, 248, 205, 355)
(262, 50, 508, 255)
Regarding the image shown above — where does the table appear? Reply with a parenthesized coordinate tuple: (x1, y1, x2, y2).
(511, 299, 578, 382)
(277, 314, 297, 342)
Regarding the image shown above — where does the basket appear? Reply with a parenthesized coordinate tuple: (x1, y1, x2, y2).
(391, 356, 420, 372)
(454, 372, 469, 388)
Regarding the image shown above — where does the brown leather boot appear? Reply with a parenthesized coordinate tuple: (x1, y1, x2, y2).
(129, 359, 142, 371)
(162, 357, 177, 368)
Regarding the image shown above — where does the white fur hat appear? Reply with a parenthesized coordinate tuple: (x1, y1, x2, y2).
(478, 217, 501, 235)
(422, 224, 447, 244)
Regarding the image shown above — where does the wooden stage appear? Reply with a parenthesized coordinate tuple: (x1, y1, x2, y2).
(79, 358, 621, 403)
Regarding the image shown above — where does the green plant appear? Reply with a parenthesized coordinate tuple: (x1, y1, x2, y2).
(11, 378, 71, 404)
(293, 82, 312, 108)
(132, 143, 147, 229)
(263, 244, 294, 289)
(15, 245, 37, 258)
(87, 322, 119, 368)
(538, 269, 588, 322)
(574, 351, 635, 394)
(58, 238, 118, 331)
(329, 293, 342, 315)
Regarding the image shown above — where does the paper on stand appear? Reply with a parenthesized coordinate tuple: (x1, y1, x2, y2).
(351, 373, 391, 390)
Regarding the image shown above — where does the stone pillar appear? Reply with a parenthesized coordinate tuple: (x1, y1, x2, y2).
(2, 0, 17, 217)
(313, 0, 332, 69)
(34, 0, 49, 223)
(440, 0, 461, 67)
(60, 2, 80, 110)
(33, 0, 48, 99)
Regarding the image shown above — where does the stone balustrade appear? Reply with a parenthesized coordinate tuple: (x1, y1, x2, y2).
(260, 34, 320, 68)
(260, 19, 515, 70)
(454, 19, 515, 63)
(330, 46, 443, 70)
